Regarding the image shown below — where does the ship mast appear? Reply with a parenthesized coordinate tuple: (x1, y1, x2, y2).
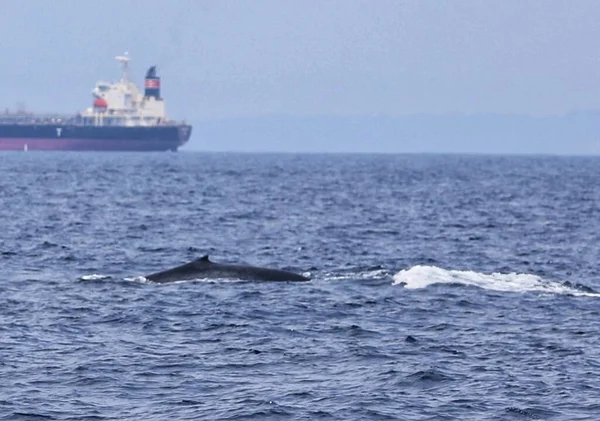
(115, 52, 130, 83)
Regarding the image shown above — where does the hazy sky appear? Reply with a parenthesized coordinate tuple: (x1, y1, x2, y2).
(1, 0, 599, 122)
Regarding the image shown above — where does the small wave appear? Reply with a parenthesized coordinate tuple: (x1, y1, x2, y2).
(392, 265, 600, 297)
(10, 413, 54, 420)
(505, 406, 540, 419)
(406, 368, 453, 383)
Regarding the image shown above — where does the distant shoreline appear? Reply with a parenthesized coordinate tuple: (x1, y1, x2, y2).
(181, 111, 600, 155)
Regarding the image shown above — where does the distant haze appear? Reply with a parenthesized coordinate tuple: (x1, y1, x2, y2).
(1, 0, 599, 154)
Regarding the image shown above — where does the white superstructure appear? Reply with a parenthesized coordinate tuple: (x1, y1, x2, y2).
(78, 53, 170, 127)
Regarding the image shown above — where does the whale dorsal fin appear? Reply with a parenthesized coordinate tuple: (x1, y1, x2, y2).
(197, 254, 210, 263)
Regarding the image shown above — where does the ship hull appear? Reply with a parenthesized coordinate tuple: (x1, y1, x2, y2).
(0, 124, 192, 151)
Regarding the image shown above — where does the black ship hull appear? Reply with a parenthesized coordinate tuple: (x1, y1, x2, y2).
(0, 123, 192, 151)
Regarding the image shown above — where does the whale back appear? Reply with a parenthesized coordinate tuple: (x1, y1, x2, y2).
(145, 254, 310, 283)
(145, 255, 212, 282)
(194, 254, 211, 264)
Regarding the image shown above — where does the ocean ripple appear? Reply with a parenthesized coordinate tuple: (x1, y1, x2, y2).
(2, 153, 600, 420)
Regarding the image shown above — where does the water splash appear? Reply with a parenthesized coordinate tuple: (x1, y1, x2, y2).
(392, 265, 600, 297)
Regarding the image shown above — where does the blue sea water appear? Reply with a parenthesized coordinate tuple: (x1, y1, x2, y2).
(2, 151, 600, 420)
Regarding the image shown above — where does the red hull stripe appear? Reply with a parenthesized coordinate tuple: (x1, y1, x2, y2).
(0, 138, 183, 151)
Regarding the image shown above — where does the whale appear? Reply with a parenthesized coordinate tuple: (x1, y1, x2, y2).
(144, 255, 310, 283)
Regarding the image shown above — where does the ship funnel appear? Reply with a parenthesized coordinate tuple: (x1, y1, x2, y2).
(144, 66, 161, 99)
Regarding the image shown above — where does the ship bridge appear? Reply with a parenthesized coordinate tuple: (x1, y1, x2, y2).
(78, 53, 172, 127)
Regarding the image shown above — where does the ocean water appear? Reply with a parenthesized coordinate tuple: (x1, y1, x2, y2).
(2, 151, 600, 421)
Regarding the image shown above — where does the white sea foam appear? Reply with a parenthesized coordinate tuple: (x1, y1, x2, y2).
(392, 265, 600, 297)
(79, 274, 112, 281)
(123, 276, 151, 283)
(125, 275, 247, 284)
(321, 269, 391, 281)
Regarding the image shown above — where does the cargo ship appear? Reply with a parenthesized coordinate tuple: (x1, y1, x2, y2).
(0, 53, 192, 151)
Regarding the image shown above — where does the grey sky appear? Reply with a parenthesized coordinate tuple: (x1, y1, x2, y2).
(1, 1, 599, 123)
